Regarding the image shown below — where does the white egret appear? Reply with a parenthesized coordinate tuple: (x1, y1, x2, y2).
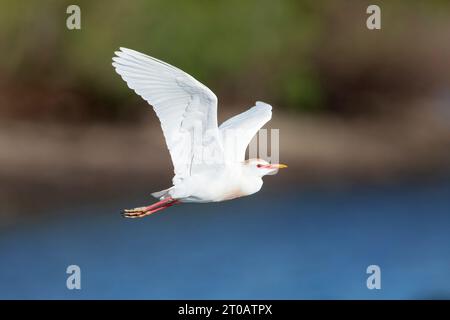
(112, 48, 287, 218)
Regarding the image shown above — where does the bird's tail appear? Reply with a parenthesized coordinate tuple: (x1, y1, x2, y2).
(151, 187, 173, 199)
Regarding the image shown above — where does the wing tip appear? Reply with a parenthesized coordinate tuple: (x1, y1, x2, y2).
(113, 47, 138, 62)
(255, 101, 272, 111)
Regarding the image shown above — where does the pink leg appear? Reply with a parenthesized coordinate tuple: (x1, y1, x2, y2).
(124, 200, 180, 219)
(122, 197, 179, 218)
(142, 197, 174, 211)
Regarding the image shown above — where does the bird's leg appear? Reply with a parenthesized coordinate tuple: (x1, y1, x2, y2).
(123, 197, 173, 214)
(122, 197, 177, 218)
(123, 200, 180, 218)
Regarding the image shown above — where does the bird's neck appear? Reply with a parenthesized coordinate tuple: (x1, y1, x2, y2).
(239, 167, 263, 196)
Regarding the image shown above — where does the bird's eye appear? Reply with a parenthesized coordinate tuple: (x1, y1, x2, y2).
(257, 164, 263, 168)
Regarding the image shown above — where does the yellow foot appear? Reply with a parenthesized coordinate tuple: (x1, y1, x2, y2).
(121, 206, 148, 218)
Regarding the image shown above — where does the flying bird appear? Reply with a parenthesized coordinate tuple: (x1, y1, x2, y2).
(112, 48, 287, 218)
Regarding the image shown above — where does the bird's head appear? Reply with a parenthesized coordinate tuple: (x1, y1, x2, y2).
(243, 158, 288, 177)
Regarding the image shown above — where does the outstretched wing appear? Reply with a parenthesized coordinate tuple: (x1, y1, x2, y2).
(112, 48, 223, 184)
(219, 101, 272, 162)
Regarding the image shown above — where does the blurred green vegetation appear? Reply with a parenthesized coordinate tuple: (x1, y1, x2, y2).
(0, 0, 449, 121)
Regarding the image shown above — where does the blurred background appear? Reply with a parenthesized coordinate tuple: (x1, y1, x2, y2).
(0, 0, 449, 299)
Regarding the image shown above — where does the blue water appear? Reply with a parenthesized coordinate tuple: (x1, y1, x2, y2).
(0, 180, 449, 299)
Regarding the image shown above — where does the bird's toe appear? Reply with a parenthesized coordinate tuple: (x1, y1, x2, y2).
(123, 206, 147, 213)
(121, 207, 148, 218)
(122, 211, 148, 219)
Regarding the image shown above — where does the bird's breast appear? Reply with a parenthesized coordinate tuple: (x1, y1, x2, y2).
(217, 176, 263, 201)
(220, 187, 247, 201)
(178, 166, 263, 202)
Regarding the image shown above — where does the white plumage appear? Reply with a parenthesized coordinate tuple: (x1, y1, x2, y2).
(112, 48, 286, 218)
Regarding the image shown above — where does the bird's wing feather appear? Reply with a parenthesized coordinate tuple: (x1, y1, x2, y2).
(219, 101, 272, 162)
(112, 48, 223, 184)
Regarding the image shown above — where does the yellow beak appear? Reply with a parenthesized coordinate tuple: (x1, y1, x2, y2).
(271, 163, 288, 169)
